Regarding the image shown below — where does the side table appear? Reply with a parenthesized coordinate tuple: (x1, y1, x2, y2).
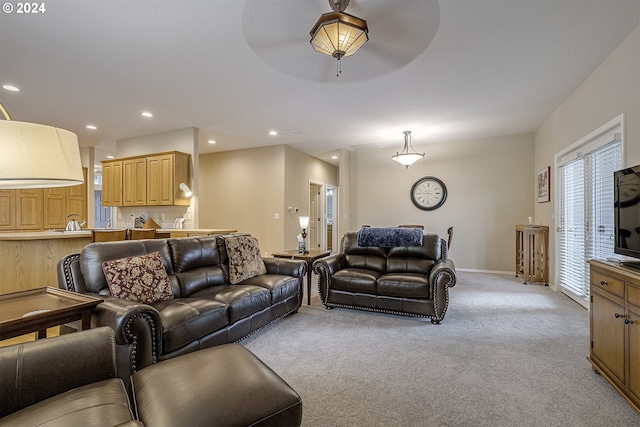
(272, 249, 331, 305)
(0, 287, 102, 341)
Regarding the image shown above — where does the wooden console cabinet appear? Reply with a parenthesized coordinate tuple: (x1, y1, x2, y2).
(588, 259, 640, 413)
(515, 225, 549, 285)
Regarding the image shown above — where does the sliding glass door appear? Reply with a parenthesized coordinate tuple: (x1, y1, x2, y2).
(556, 119, 622, 306)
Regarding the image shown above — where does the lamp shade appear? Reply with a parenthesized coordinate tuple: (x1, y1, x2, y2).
(0, 120, 83, 188)
(299, 216, 310, 229)
(310, 11, 368, 59)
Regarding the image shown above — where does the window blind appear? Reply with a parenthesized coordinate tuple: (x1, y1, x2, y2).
(557, 127, 622, 305)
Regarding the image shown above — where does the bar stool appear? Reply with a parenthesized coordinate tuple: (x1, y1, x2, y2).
(91, 229, 127, 243)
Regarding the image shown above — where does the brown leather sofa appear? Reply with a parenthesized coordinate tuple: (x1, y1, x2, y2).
(313, 230, 457, 323)
(57, 234, 305, 375)
(0, 327, 303, 426)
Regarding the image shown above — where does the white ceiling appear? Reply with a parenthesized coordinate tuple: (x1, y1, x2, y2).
(1, 0, 638, 166)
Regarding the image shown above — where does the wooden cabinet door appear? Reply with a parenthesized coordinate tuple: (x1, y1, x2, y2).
(628, 283, 640, 402)
(43, 187, 66, 230)
(102, 161, 123, 207)
(123, 159, 136, 206)
(67, 167, 88, 222)
(0, 190, 16, 230)
(591, 291, 625, 383)
(147, 154, 173, 205)
(16, 189, 43, 230)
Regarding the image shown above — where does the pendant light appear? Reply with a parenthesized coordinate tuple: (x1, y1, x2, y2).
(391, 131, 425, 168)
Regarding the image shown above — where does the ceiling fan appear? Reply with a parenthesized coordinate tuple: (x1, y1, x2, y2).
(241, 0, 441, 82)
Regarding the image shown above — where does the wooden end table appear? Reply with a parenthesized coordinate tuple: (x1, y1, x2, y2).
(272, 249, 331, 305)
(0, 287, 102, 341)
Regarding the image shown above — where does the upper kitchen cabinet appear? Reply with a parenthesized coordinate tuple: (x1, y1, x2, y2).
(102, 160, 123, 207)
(146, 152, 190, 206)
(123, 157, 147, 206)
(102, 151, 191, 207)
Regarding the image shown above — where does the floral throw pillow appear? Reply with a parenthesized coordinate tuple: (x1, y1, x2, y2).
(102, 251, 174, 304)
(225, 235, 267, 284)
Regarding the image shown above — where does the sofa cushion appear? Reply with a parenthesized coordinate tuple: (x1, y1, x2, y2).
(193, 285, 271, 323)
(224, 235, 267, 284)
(102, 251, 174, 305)
(241, 274, 300, 304)
(0, 379, 133, 427)
(331, 268, 381, 294)
(377, 273, 431, 298)
(152, 298, 229, 354)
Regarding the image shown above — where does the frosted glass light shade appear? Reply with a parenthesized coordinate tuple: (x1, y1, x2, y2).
(0, 120, 83, 188)
(310, 12, 368, 59)
(299, 216, 310, 229)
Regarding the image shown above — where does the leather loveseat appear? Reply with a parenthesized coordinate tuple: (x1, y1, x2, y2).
(57, 233, 305, 375)
(313, 229, 457, 323)
(0, 327, 303, 427)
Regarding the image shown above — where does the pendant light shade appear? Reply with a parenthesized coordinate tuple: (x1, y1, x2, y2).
(310, 11, 368, 59)
(391, 131, 425, 168)
(0, 106, 84, 188)
(310, 0, 368, 62)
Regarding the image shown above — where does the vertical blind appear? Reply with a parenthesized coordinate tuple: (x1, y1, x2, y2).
(557, 129, 622, 304)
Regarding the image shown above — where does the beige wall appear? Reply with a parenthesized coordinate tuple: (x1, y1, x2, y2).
(283, 146, 338, 251)
(198, 145, 337, 256)
(535, 24, 640, 288)
(350, 133, 535, 272)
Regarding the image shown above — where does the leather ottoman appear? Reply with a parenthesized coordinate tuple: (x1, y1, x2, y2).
(131, 343, 302, 427)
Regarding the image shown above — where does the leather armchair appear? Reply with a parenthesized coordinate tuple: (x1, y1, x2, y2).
(0, 327, 141, 426)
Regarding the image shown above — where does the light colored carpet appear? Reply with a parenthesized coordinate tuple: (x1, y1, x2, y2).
(241, 272, 640, 426)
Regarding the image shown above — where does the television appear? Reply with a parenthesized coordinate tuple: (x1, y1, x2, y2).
(614, 164, 640, 267)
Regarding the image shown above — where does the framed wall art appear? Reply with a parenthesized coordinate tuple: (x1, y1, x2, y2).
(537, 166, 550, 203)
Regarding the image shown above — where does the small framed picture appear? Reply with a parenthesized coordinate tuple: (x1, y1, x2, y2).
(537, 166, 550, 203)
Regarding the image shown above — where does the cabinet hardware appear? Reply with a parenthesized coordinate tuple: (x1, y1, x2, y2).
(625, 319, 633, 325)
(615, 313, 622, 318)
(600, 280, 608, 285)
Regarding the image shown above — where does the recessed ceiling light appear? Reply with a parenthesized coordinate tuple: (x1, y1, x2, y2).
(269, 131, 278, 136)
(106, 155, 115, 159)
(141, 112, 153, 118)
(332, 155, 338, 159)
(208, 140, 216, 144)
(2, 85, 19, 92)
(86, 125, 97, 130)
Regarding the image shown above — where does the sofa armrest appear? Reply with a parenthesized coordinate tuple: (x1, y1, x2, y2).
(263, 257, 306, 281)
(91, 297, 163, 373)
(0, 327, 117, 418)
(312, 254, 346, 304)
(429, 258, 457, 289)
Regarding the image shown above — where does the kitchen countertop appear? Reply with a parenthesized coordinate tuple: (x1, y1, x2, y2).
(0, 231, 92, 241)
(0, 229, 237, 241)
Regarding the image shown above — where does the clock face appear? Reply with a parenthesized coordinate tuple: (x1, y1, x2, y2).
(618, 172, 640, 207)
(411, 177, 447, 210)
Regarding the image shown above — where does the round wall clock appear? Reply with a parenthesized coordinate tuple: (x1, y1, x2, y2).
(410, 176, 447, 211)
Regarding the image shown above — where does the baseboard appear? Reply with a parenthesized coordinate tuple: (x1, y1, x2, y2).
(457, 268, 514, 275)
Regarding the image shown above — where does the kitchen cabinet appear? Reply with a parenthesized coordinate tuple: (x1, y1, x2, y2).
(102, 151, 190, 207)
(0, 190, 16, 230)
(44, 168, 88, 229)
(588, 259, 640, 413)
(123, 158, 147, 206)
(1, 168, 87, 232)
(16, 189, 43, 230)
(146, 152, 190, 206)
(102, 160, 123, 207)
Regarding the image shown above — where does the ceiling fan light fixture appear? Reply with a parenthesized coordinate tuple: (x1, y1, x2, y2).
(310, 11, 369, 60)
(391, 131, 425, 168)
